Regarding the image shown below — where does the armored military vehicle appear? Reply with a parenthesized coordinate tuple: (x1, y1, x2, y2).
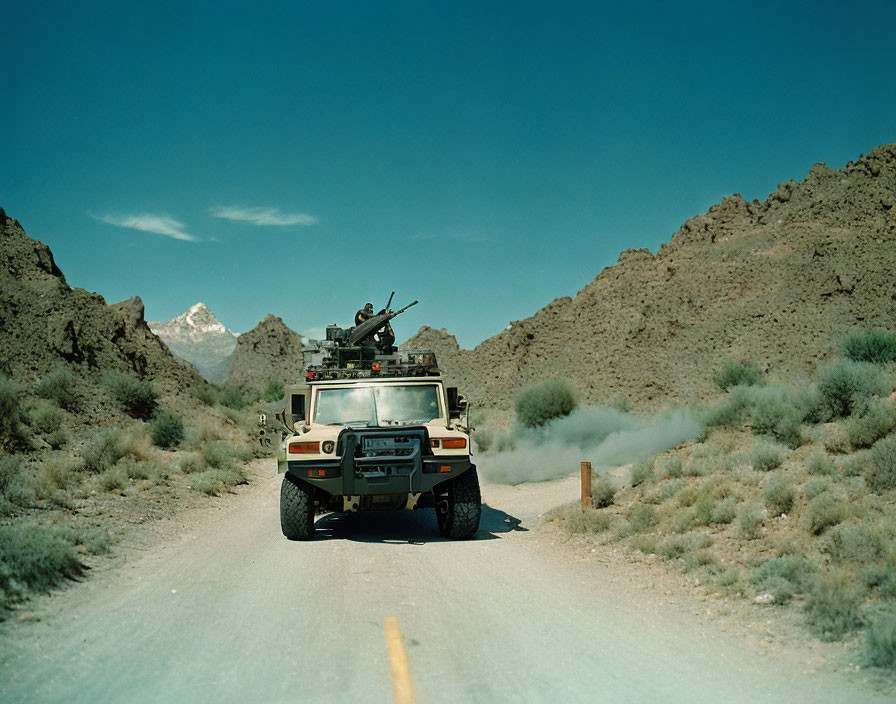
(272, 296, 481, 540)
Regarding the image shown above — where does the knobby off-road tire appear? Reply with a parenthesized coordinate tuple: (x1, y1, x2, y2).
(280, 474, 315, 540)
(436, 468, 482, 539)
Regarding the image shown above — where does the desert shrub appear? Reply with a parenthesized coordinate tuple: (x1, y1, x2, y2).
(117, 458, 160, 482)
(151, 408, 184, 449)
(29, 400, 65, 435)
(656, 532, 712, 561)
(823, 424, 851, 454)
(202, 441, 251, 470)
(0, 525, 85, 610)
(745, 386, 809, 447)
(748, 439, 786, 471)
(593, 477, 616, 508)
(711, 496, 737, 524)
(844, 399, 896, 450)
(626, 504, 659, 534)
(98, 465, 129, 492)
(35, 364, 78, 410)
(804, 570, 865, 640)
(0, 455, 35, 512)
(514, 378, 577, 429)
(861, 560, 896, 600)
(545, 502, 614, 535)
(751, 555, 817, 605)
(866, 436, 896, 493)
(106, 373, 157, 419)
(815, 359, 893, 419)
(840, 450, 872, 477)
(29, 401, 68, 449)
(219, 384, 247, 411)
(677, 485, 700, 507)
(671, 507, 697, 534)
(36, 454, 80, 498)
(81, 428, 128, 473)
(736, 506, 764, 539)
(806, 453, 837, 476)
(863, 611, 896, 670)
(264, 379, 284, 403)
(189, 466, 246, 495)
(803, 494, 847, 535)
(630, 460, 654, 487)
(660, 455, 682, 478)
(0, 374, 28, 451)
(714, 359, 764, 391)
(841, 328, 896, 365)
(175, 452, 205, 474)
(190, 383, 219, 406)
(705, 384, 809, 447)
(763, 475, 795, 516)
(202, 441, 235, 469)
(693, 492, 716, 526)
(658, 479, 686, 503)
(703, 391, 748, 429)
(803, 478, 830, 501)
(826, 520, 893, 564)
(183, 417, 229, 450)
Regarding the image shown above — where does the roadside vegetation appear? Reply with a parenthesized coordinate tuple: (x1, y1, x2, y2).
(0, 371, 276, 614)
(528, 329, 896, 671)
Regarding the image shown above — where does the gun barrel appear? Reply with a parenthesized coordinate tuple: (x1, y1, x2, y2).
(392, 300, 418, 316)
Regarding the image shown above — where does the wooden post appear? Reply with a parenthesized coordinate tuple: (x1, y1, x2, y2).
(581, 461, 593, 508)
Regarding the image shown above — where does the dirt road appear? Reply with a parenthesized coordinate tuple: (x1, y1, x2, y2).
(0, 462, 886, 703)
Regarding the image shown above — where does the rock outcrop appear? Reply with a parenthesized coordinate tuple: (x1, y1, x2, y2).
(406, 144, 896, 411)
(227, 314, 304, 393)
(0, 207, 200, 392)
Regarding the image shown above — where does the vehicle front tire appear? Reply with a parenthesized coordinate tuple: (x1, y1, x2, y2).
(435, 468, 481, 539)
(280, 474, 315, 540)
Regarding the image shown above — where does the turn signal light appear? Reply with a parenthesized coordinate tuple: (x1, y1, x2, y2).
(289, 441, 320, 454)
(440, 438, 467, 450)
(372, 362, 381, 372)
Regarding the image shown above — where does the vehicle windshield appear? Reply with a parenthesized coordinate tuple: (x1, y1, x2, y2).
(314, 384, 441, 425)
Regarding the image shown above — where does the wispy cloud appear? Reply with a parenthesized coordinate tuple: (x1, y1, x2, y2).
(209, 206, 317, 227)
(93, 213, 198, 242)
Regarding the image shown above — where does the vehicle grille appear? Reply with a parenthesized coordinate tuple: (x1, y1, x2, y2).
(358, 435, 418, 458)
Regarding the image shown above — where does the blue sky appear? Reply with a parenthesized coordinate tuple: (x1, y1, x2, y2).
(4, 1, 895, 347)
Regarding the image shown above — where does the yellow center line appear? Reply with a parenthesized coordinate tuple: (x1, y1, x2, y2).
(384, 616, 418, 704)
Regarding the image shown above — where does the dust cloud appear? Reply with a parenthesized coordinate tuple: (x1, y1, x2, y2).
(476, 407, 702, 484)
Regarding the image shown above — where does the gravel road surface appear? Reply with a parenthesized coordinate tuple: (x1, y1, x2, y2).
(0, 462, 887, 703)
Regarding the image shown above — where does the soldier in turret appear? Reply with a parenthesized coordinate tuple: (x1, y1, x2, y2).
(355, 302, 374, 326)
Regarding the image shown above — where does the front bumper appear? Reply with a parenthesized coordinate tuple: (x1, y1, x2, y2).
(285, 427, 473, 496)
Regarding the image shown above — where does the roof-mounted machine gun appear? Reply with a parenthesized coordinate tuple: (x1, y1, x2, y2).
(304, 295, 433, 378)
(348, 298, 418, 352)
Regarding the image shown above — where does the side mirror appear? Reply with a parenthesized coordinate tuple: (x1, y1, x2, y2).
(447, 387, 465, 420)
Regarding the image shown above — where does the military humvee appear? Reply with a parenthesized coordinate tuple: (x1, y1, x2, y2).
(272, 298, 481, 540)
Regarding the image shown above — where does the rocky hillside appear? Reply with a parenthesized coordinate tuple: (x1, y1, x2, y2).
(0, 207, 199, 392)
(406, 144, 896, 412)
(149, 303, 238, 382)
(226, 314, 304, 393)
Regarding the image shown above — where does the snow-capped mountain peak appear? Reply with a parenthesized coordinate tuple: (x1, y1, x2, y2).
(148, 303, 239, 382)
(150, 302, 237, 343)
